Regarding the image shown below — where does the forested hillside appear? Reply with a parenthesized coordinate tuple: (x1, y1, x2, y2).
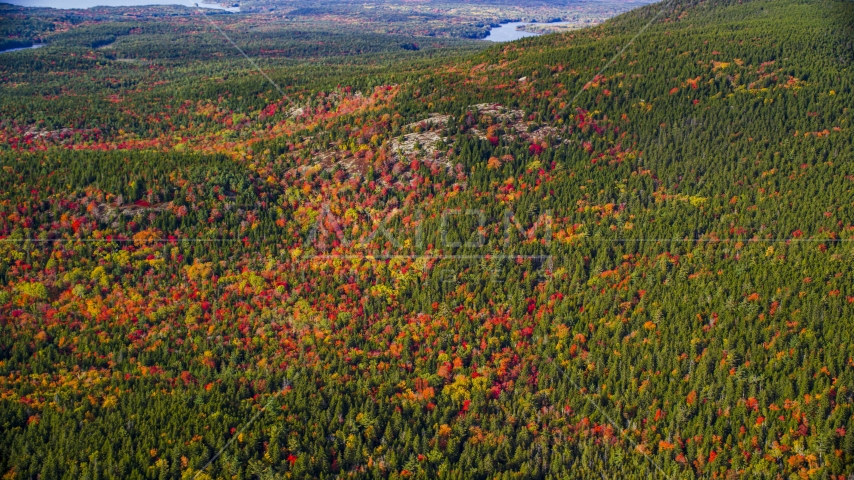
(1, 0, 854, 478)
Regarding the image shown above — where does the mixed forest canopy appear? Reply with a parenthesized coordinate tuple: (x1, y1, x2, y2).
(1, 0, 854, 478)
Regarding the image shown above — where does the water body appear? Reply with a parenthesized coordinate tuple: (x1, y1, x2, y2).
(482, 21, 574, 42)
(0, 44, 45, 54)
(3, 0, 238, 10)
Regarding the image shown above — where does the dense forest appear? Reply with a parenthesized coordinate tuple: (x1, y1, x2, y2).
(1, 0, 854, 478)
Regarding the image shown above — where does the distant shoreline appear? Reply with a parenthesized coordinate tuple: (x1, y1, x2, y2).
(0, 43, 45, 54)
(0, 1, 238, 11)
(481, 20, 579, 42)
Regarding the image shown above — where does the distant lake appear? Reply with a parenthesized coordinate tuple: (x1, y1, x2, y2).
(0, 44, 45, 54)
(2, 0, 238, 10)
(482, 22, 574, 42)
